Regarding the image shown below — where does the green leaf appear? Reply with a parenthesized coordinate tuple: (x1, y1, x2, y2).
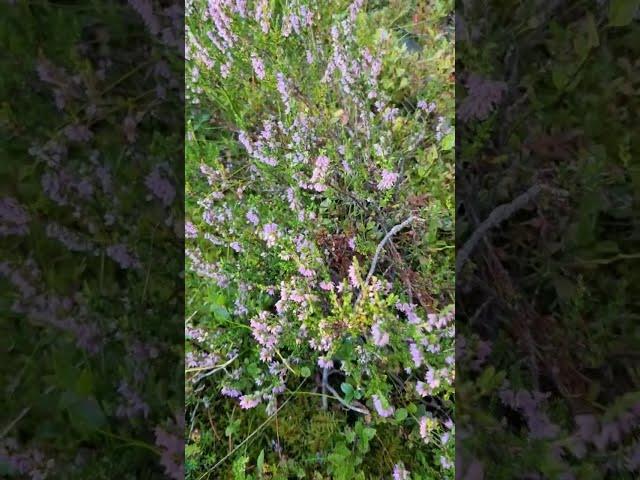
(345, 428, 356, 443)
(340, 383, 354, 395)
(211, 304, 230, 321)
(75, 369, 94, 396)
(361, 427, 376, 441)
(585, 13, 599, 47)
(61, 392, 107, 433)
(232, 455, 248, 480)
(394, 408, 408, 422)
(441, 132, 454, 151)
(426, 145, 438, 162)
(300, 366, 311, 377)
(608, 0, 640, 27)
(256, 449, 265, 479)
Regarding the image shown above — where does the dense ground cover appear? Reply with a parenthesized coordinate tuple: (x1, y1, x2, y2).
(1, 1, 183, 478)
(186, 0, 454, 478)
(457, 2, 640, 478)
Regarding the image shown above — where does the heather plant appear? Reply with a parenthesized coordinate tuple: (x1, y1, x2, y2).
(186, 0, 454, 478)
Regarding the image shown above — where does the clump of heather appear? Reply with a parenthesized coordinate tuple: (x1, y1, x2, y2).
(186, 0, 454, 477)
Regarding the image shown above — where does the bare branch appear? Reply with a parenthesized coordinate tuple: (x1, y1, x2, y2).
(456, 184, 567, 273)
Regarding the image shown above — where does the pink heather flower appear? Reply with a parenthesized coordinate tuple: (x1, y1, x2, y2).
(310, 155, 330, 183)
(251, 53, 266, 80)
(185, 221, 198, 239)
(129, 0, 160, 35)
(409, 343, 423, 368)
(397, 302, 421, 324)
(106, 244, 140, 270)
(64, 123, 93, 143)
(440, 456, 453, 470)
(246, 210, 259, 225)
(348, 237, 356, 250)
(319, 281, 334, 291)
(298, 266, 315, 278)
(373, 143, 384, 157)
(300, 4, 313, 25)
(317, 357, 333, 369)
(230, 241, 243, 253)
(234, 0, 246, 16)
(416, 381, 428, 397)
(254, 0, 271, 33)
(154, 423, 183, 480)
(239, 394, 262, 409)
(234, 299, 248, 316)
(419, 416, 429, 440)
(276, 72, 291, 112)
(221, 386, 241, 398)
(372, 394, 394, 417)
(418, 100, 436, 113)
(371, 322, 389, 347)
(289, 13, 300, 34)
(306, 50, 314, 64)
(426, 368, 440, 390)
(348, 261, 359, 288)
(220, 61, 231, 78)
(392, 463, 409, 480)
(382, 107, 399, 122)
(262, 223, 279, 247)
(238, 131, 253, 153)
(116, 381, 150, 419)
(145, 166, 175, 206)
(0, 197, 30, 237)
(377, 169, 399, 190)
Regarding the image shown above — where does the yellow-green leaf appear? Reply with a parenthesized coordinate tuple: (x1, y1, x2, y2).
(609, 0, 640, 27)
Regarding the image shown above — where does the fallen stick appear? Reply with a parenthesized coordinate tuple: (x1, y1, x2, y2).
(456, 184, 567, 273)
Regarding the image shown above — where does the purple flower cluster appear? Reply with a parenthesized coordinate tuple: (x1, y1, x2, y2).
(154, 414, 184, 480)
(371, 321, 390, 347)
(254, 0, 271, 33)
(0, 438, 55, 479)
(251, 53, 266, 80)
(116, 381, 150, 419)
(185, 221, 198, 238)
(106, 243, 142, 270)
(206, 0, 238, 53)
(281, 3, 314, 37)
(250, 311, 283, 361)
(276, 72, 292, 113)
(499, 388, 560, 440)
(392, 463, 410, 480)
(145, 165, 176, 207)
(261, 222, 279, 247)
(239, 393, 262, 409)
(186, 351, 219, 369)
(1, 262, 103, 354)
(372, 394, 395, 417)
(0, 197, 30, 237)
(377, 169, 399, 190)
